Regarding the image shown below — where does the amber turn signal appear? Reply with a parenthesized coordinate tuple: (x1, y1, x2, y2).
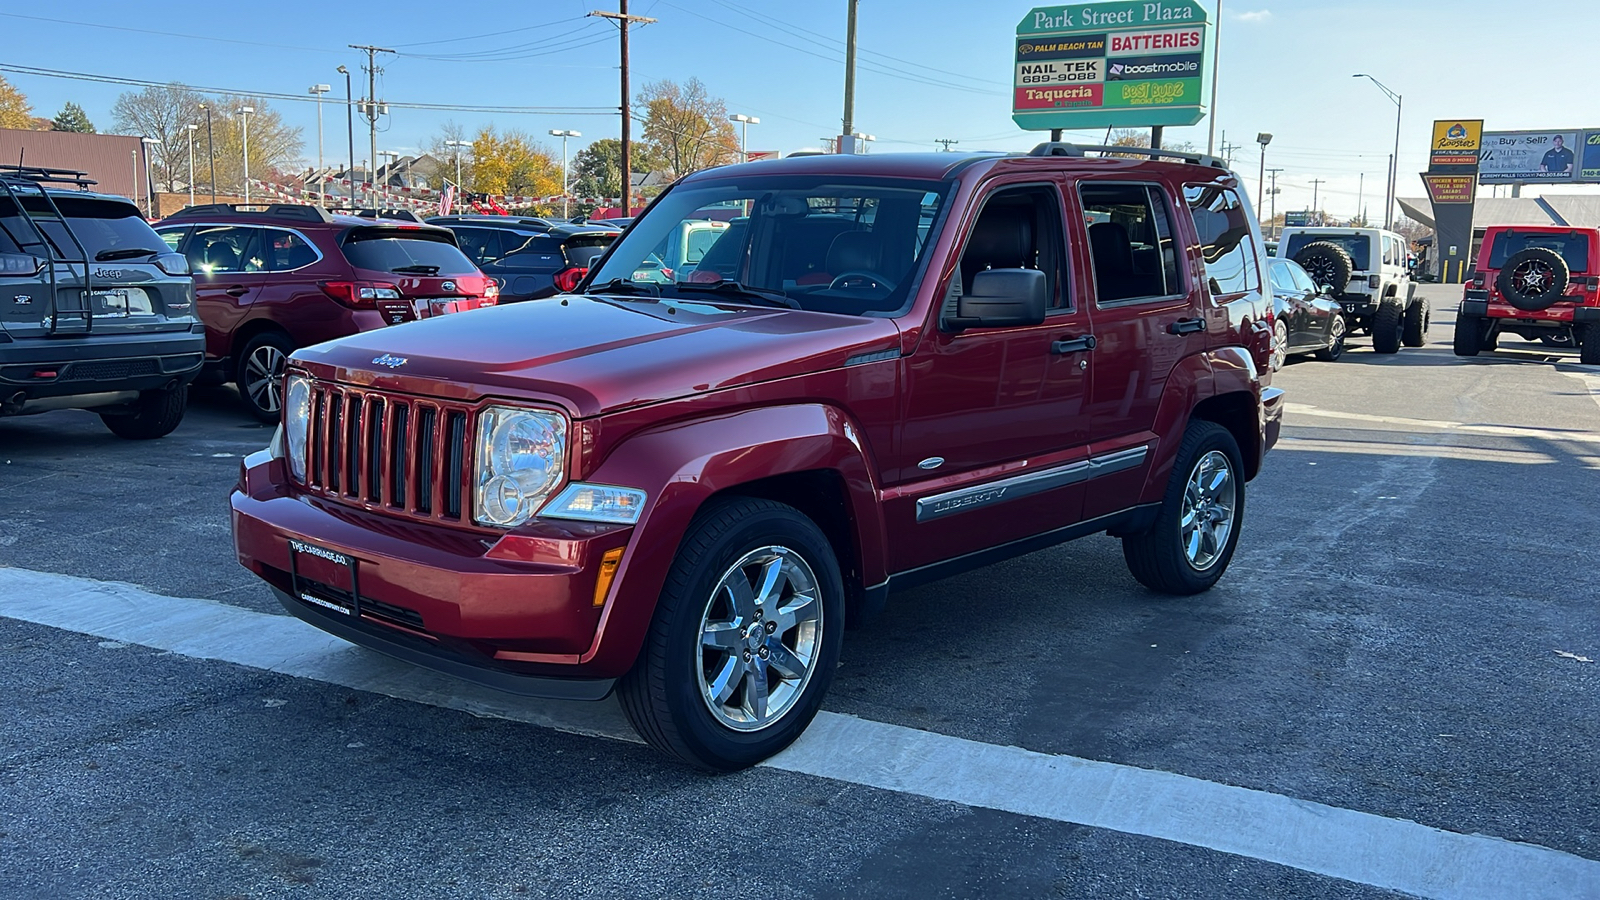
(593, 547, 623, 607)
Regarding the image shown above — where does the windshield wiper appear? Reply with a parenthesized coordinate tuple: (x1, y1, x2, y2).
(673, 280, 797, 309)
(94, 247, 162, 261)
(391, 264, 441, 275)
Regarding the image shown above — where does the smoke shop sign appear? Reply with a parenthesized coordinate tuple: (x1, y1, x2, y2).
(1014, 0, 1209, 131)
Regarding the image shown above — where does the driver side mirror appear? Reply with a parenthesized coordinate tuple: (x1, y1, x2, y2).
(947, 269, 1048, 330)
(1319, 284, 1335, 296)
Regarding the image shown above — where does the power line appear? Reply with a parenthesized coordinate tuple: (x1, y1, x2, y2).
(0, 11, 344, 54)
(0, 64, 617, 115)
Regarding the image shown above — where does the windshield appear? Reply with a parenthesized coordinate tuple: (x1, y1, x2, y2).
(1284, 233, 1372, 271)
(340, 228, 478, 275)
(586, 175, 950, 316)
(0, 195, 164, 259)
(1488, 231, 1590, 273)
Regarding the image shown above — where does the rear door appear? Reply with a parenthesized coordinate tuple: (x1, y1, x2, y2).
(1074, 179, 1200, 522)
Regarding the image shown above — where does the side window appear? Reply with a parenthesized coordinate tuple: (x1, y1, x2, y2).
(187, 226, 261, 275)
(156, 227, 189, 252)
(452, 228, 493, 264)
(1078, 182, 1182, 304)
(1289, 263, 1319, 293)
(955, 184, 1068, 310)
(263, 230, 318, 271)
(1184, 185, 1261, 296)
(1268, 262, 1296, 292)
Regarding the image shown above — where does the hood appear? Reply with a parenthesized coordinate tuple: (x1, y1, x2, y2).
(292, 294, 903, 417)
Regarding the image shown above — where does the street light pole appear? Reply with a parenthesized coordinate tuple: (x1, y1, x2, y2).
(199, 104, 216, 204)
(1354, 74, 1402, 230)
(549, 130, 580, 218)
(729, 114, 759, 161)
(338, 66, 354, 206)
(1255, 132, 1272, 213)
(309, 84, 331, 208)
(141, 136, 159, 217)
(185, 123, 197, 208)
(238, 106, 254, 204)
(1207, 0, 1222, 155)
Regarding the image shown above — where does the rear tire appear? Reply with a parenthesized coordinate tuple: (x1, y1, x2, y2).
(618, 497, 845, 771)
(1583, 325, 1600, 365)
(1372, 298, 1403, 354)
(236, 331, 295, 423)
(1452, 314, 1482, 357)
(1402, 296, 1429, 347)
(1122, 421, 1245, 595)
(99, 387, 187, 440)
(1315, 314, 1346, 361)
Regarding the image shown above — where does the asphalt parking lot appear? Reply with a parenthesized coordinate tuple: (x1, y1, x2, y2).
(2, 283, 1598, 899)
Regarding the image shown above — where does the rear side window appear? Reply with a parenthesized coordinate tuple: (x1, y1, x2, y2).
(1268, 261, 1297, 292)
(341, 229, 478, 275)
(1487, 231, 1590, 273)
(263, 230, 319, 271)
(1186, 185, 1262, 296)
(1080, 183, 1183, 303)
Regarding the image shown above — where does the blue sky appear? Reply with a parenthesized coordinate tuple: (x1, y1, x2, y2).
(4, 0, 1596, 218)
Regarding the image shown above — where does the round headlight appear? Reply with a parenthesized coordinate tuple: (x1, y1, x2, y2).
(284, 375, 312, 482)
(474, 407, 568, 527)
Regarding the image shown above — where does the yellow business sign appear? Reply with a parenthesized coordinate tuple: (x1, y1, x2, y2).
(1430, 120, 1483, 167)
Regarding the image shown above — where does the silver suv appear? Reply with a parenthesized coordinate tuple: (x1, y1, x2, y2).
(1278, 226, 1425, 354)
(0, 165, 203, 438)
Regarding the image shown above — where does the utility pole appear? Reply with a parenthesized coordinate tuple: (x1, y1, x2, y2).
(338, 66, 354, 206)
(935, 139, 960, 152)
(1357, 172, 1364, 225)
(590, 3, 656, 214)
(841, 0, 859, 153)
(1207, 0, 1222, 155)
(1310, 178, 1325, 224)
(1266, 167, 1283, 235)
(199, 104, 216, 204)
(349, 44, 394, 210)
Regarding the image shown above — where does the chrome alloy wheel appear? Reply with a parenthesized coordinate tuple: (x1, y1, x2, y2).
(1180, 450, 1236, 571)
(244, 344, 287, 415)
(1271, 319, 1289, 371)
(1329, 314, 1347, 350)
(697, 546, 822, 732)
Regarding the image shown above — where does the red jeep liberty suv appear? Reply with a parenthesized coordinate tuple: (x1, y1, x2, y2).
(232, 145, 1284, 769)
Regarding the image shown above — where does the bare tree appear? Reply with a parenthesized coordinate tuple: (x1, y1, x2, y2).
(113, 85, 302, 194)
(204, 96, 304, 195)
(424, 121, 475, 190)
(111, 84, 207, 191)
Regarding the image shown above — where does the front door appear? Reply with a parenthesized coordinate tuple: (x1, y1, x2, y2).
(183, 225, 271, 364)
(889, 180, 1094, 572)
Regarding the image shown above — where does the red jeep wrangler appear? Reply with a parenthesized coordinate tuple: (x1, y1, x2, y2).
(1453, 225, 1600, 364)
(232, 145, 1283, 769)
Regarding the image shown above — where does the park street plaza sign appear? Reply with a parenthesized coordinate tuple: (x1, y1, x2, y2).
(1013, 0, 1209, 131)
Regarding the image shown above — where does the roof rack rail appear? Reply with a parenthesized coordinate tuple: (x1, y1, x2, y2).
(0, 164, 99, 189)
(164, 202, 335, 223)
(327, 207, 425, 223)
(1026, 142, 1229, 170)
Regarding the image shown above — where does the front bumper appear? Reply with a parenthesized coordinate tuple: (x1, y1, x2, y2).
(231, 450, 633, 695)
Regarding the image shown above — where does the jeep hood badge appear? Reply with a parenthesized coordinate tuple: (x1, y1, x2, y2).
(372, 354, 408, 369)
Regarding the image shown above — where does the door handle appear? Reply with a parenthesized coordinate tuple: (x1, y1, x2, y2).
(1051, 335, 1096, 354)
(224, 285, 249, 297)
(1168, 317, 1206, 335)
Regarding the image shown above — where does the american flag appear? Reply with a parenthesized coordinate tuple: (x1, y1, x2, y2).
(439, 183, 457, 216)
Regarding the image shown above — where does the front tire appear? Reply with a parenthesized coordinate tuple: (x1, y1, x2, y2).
(619, 497, 845, 771)
(1122, 421, 1246, 595)
(1372, 297, 1403, 354)
(236, 331, 295, 423)
(1315, 314, 1347, 361)
(1270, 319, 1289, 371)
(99, 387, 187, 440)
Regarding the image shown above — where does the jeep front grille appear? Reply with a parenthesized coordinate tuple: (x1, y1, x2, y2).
(304, 384, 474, 526)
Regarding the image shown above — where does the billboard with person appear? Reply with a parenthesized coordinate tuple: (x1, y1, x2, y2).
(1478, 130, 1583, 183)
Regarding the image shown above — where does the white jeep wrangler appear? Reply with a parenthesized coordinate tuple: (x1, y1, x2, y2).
(1278, 226, 1425, 354)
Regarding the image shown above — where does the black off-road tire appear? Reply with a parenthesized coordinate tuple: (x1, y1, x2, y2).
(1293, 241, 1355, 294)
(1497, 247, 1569, 312)
(236, 331, 296, 423)
(1402, 293, 1429, 347)
(99, 387, 187, 440)
(1122, 421, 1246, 595)
(618, 497, 845, 771)
(1371, 297, 1403, 354)
(1452, 314, 1482, 357)
(1583, 325, 1600, 365)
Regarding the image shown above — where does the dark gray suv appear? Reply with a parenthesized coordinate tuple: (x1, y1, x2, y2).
(0, 165, 203, 439)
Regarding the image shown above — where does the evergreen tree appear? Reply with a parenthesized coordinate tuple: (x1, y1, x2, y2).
(51, 102, 96, 133)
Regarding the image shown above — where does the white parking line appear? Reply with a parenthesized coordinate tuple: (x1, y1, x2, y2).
(3, 565, 1598, 900)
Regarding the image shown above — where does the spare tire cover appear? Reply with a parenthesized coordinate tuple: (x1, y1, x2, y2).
(1293, 241, 1355, 294)
(1496, 246, 1570, 311)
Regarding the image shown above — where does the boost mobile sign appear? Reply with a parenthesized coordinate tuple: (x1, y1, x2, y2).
(1013, 0, 1209, 131)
